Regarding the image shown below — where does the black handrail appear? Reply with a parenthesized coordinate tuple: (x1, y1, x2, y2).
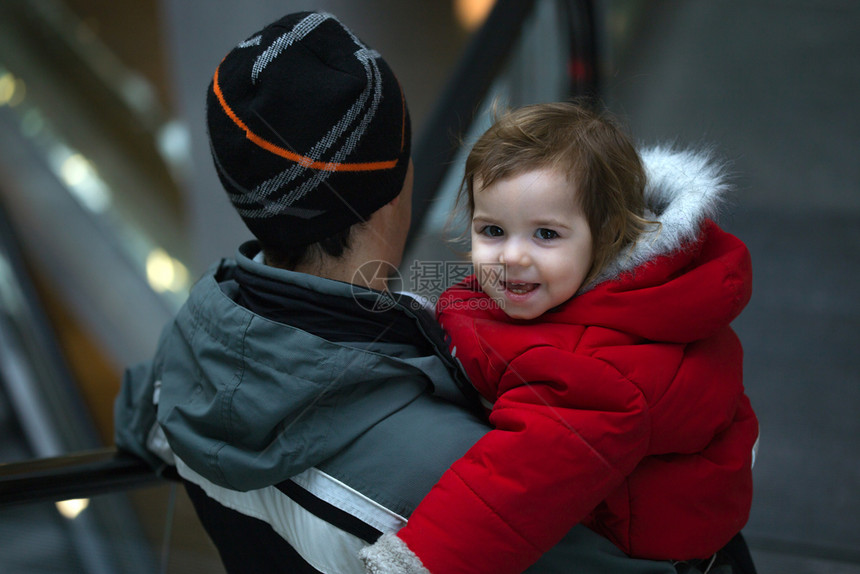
(0, 0, 600, 510)
(0, 447, 169, 508)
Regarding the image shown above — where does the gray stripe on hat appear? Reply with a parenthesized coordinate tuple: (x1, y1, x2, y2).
(211, 137, 323, 219)
(251, 12, 332, 84)
(238, 35, 262, 48)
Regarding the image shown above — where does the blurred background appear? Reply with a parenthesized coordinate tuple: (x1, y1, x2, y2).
(0, 0, 857, 572)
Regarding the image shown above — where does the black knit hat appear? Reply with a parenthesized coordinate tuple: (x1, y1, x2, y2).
(207, 11, 411, 248)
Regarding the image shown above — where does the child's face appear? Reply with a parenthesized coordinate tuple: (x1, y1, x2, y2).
(471, 168, 593, 320)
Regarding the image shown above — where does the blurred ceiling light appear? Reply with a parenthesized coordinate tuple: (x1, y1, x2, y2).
(0, 72, 17, 106)
(147, 248, 190, 294)
(60, 154, 94, 187)
(0, 72, 24, 106)
(58, 153, 111, 213)
(121, 73, 157, 118)
(9, 78, 26, 107)
(157, 119, 192, 175)
(56, 498, 90, 519)
(455, 0, 496, 31)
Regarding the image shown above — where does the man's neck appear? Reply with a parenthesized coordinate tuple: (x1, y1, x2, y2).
(289, 199, 404, 291)
(293, 249, 392, 291)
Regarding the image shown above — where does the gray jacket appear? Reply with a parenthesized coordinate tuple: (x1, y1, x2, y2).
(115, 242, 675, 574)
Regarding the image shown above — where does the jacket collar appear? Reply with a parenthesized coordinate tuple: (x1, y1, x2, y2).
(227, 241, 478, 405)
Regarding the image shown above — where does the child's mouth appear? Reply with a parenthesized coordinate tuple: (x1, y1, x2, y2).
(503, 281, 538, 295)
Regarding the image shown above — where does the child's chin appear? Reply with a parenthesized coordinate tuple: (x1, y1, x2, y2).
(500, 305, 543, 321)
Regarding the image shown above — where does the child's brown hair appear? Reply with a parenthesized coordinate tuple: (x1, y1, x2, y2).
(460, 101, 655, 287)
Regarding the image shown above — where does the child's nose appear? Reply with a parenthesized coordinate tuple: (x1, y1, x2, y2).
(500, 239, 531, 267)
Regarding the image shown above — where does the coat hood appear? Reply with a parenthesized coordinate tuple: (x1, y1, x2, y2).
(559, 146, 752, 343)
(588, 146, 731, 287)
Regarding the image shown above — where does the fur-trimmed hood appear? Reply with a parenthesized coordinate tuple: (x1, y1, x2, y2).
(562, 146, 751, 343)
(587, 146, 731, 288)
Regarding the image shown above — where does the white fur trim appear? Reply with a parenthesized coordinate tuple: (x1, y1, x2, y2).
(359, 533, 431, 574)
(586, 146, 729, 289)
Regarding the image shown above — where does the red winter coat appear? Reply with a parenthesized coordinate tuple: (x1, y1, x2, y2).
(393, 148, 759, 574)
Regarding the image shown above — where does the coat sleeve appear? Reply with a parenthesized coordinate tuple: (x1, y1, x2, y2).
(113, 360, 166, 469)
(361, 346, 652, 574)
(114, 320, 175, 472)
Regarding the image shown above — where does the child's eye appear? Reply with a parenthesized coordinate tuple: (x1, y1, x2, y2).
(535, 228, 558, 240)
(479, 225, 504, 237)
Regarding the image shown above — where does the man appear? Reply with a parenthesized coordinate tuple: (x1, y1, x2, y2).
(114, 11, 679, 574)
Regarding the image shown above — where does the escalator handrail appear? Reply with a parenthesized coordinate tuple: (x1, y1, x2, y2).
(0, 447, 170, 507)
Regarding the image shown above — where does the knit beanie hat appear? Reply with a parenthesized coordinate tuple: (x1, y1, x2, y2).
(207, 11, 412, 249)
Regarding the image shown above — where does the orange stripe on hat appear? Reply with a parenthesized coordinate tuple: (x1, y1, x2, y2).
(212, 64, 399, 172)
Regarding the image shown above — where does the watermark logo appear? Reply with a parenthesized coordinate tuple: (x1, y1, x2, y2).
(353, 259, 400, 289)
(406, 260, 474, 296)
(476, 263, 504, 291)
(350, 259, 506, 313)
(350, 260, 402, 313)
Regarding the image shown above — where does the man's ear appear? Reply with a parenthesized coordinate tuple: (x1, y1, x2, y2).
(388, 159, 413, 209)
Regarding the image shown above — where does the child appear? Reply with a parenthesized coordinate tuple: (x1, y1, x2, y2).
(361, 102, 759, 573)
